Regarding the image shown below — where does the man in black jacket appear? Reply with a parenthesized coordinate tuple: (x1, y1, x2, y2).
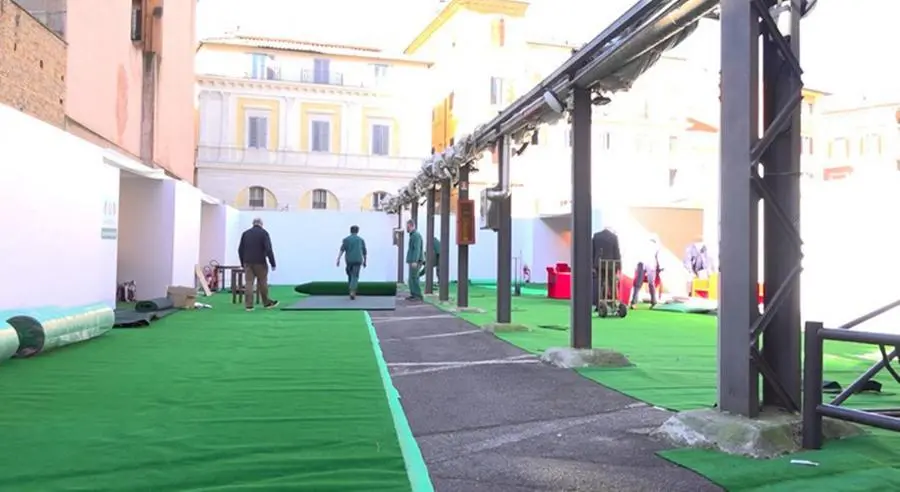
(592, 227, 621, 310)
(238, 218, 279, 311)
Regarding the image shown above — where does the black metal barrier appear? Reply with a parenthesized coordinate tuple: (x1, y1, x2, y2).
(802, 299, 900, 449)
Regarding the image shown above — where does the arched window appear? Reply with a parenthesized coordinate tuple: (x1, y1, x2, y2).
(249, 186, 267, 208)
(312, 188, 329, 209)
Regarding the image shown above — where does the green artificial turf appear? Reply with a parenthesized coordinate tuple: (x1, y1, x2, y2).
(436, 285, 900, 491)
(0, 286, 412, 492)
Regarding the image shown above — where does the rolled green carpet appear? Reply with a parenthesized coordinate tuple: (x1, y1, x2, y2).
(6, 304, 114, 357)
(0, 318, 20, 364)
(294, 282, 397, 297)
(135, 297, 175, 312)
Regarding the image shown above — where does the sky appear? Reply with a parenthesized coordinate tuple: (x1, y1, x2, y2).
(197, 0, 899, 98)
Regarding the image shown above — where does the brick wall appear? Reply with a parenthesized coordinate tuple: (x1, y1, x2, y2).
(0, 0, 66, 127)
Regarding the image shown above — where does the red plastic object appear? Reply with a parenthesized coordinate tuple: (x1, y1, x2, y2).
(546, 263, 572, 300)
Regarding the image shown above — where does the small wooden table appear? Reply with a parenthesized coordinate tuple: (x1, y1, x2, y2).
(230, 268, 261, 305)
(216, 265, 243, 292)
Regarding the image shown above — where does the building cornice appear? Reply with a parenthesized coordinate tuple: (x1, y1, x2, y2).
(196, 75, 384, 98)
(196, 162, 418, 180)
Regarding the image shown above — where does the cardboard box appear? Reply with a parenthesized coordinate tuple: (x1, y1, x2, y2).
(167, 286, 198, 309)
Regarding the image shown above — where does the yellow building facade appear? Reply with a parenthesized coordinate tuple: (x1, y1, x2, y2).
(194, 35, 433, 211)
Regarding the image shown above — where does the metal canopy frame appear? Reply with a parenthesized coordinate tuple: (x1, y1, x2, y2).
(388, 0, 824, 420)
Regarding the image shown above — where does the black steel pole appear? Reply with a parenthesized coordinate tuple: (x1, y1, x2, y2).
(761, 2, 802, 411)
(801, 321, 824, 449)
(497, 136, 512, 324)
(457, 166, 470, 307)
(570, 86, 593, 349)
(425, 189, 436, 294)
(411, 200, 419, 228)
(396, 211, 405, 284)
(439, 181, 451, 302)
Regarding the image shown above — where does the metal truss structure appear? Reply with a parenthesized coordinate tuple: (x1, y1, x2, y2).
(386, 0, 822, 418)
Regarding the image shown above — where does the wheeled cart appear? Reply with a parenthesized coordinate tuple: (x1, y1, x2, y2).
(596, 259, 628, 318)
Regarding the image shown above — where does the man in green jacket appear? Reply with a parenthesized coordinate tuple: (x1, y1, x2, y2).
(420, 236, 440, 279)
(406, 219, 424, 300)
(336, 225, 367, 299)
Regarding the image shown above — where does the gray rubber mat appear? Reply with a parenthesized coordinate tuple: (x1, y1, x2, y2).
(281, 295, 396, 311)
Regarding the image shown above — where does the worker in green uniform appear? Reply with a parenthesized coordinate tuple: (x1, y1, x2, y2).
(336, 225, 367, 299)
(419, 236, 441, 279)
(406, 219, 424, 300)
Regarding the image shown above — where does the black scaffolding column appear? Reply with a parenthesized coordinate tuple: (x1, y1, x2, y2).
(718, 0, 804, 417)
(457, 165, 470, 307)
(439, 180, 451, 302)
(396, 211, 405, 284)
(496, 136, 512, 324)
(570, 86, 593, 349)
(425, 188, 436, 294)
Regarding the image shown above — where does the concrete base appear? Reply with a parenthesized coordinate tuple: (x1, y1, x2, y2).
(540, 347, 632, 368)
(655, 408, 863, 459)
(481, 322, 530, 333)
(447, 306, 486, 313)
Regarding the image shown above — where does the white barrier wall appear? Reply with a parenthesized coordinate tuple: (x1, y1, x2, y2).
(0, 104, 120, 309)
(200, 203, 243, 267)
(235, 211, 398, 285)
(118, 177, 202, 299)
(170, 180, 202, 287)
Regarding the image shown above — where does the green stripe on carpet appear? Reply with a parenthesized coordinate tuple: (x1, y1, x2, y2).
(434, 285, 900, 491)
(365, 312, 434, 492)
(0, 286, 412, 491)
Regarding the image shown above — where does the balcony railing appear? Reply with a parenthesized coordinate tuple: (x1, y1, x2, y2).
(197, 146, 423, 173)
(245, 69, 367, 88)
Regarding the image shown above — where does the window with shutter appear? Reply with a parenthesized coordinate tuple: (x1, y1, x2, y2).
(490, 18, 506, 47)
(490, 77, 503, 105)
(372, 124, 391, 156)
(311, 119, 331, 152)
(247, 116, 269, 149)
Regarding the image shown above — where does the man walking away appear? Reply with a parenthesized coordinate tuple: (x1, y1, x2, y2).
(630, 234, 661, 309)
(406, 220, 424, 301)
(238, 218, 279, 311)
(337, 225, 367, 299)
(592, 226, 621, 312)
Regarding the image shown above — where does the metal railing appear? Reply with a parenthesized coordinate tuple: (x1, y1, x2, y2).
(244, 69, 361, 87)
(196, 146, 423, 173)
(802, 298, 900, 449)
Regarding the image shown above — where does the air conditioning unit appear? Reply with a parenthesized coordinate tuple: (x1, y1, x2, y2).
(131, 7, 143, 42)
(479, 189, 500, 231)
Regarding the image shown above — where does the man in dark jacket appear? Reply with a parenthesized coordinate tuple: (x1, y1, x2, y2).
(592, 227, 621, 310)
(238, 217, 279, 311)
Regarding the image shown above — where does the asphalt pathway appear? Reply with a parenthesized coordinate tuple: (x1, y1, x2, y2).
(371, 298, 721, 492)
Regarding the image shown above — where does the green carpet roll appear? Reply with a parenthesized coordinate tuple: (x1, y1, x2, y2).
(294, 281, 397, 297)
(135, 297, 175, 313)
(6, 304, 114, 357)
(0, 320, 19, 364)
